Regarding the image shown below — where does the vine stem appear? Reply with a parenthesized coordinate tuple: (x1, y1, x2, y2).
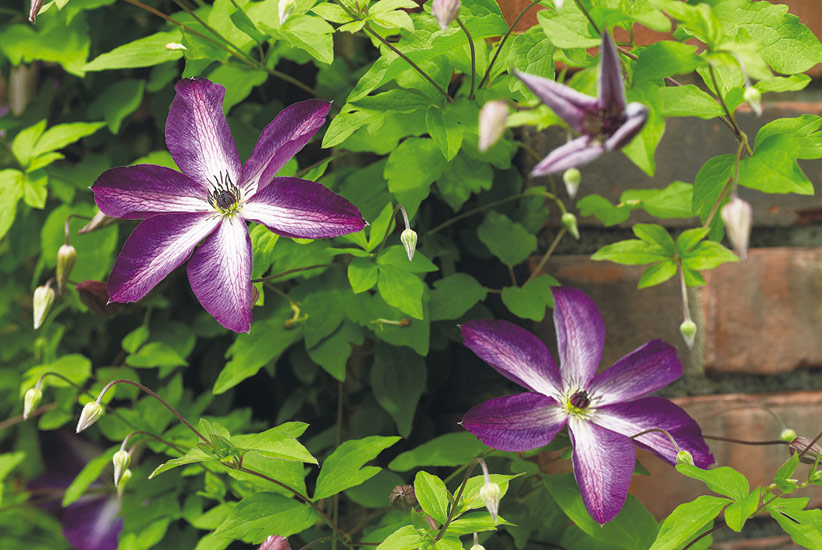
(251, 263, 333, 283)
(434, 459, 480, 542)
(477, 0, 540, 91)
(374, 204, 411, 256)
(524, 227, 567, 285)
(702, 435, 788, 446)
(428, 189, 557, 235)
(573, 0, 600, 35)
(702, 134, 747, 229)
(456, 17, 476, 98)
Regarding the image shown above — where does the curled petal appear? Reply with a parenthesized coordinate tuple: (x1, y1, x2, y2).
(462, 393, 567, 452)
(593, 397, 714, 468)
(166, 79, 241, 187)
(460, 320, 562, 396)
(241, 100, 331, 195)
(569, 418, 635, 524)
(552, 287, 605, 389)
(242, 177, 366, 238)
(604, 102, 647, 151)
(530, 136, 605, 176)
(597, 32, 627, 112)
(108, 213, 220, 303)
(588, 340, 682, 407)
(92, 165, 210, 219)
(187, 217, 253, 333)
(515, 70, 597, 134)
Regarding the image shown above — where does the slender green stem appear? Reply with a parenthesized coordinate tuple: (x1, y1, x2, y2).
(702, 134, 746, 229)
(702, 435, 788, 446)
(0, 403, 58, 431)
(434, 460, 479, 542)
(478, 0, 540, 90)
(121, 430, 186, 454)
(573, 0, 600, 35)
(252, 263, 333, 283)
(172, 0, 248, 60)
(678, 260, 691, 321)
(523, 227, 567, 285)
(375, 204, 411, 255)
(428, 190, 556, 235)
(332, 380, 345, 550)
(709, 65, 748, 150)
(456, 17, 476, 98)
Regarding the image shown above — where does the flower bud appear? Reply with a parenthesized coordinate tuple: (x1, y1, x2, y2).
(33, 284, 55, 330)
(680, 319, 697, 350)
(432, 0, 460, 30)
(76, 401, 104, 433)
(470, 545, 486, 550)
(56, 244, 77, 294)
(113, 450, 131, 487)
(400, 229, 417, 261)
(389, 484, 416, 511)
(743, 86, 762, 117)
(561, 212, 580, 240)
(28, 0, 44, 23)
(676, 450, 694, 465)
(117, 468, 132, 498)
(165, 42, 187, 51)
(479, 481, 500, 522)
(260, 536, 291, 550)
(721, 197, 752, 261)
(790, 437, 822, 465)
(23, 388, 43, 420)
(562, 168, 581, 198)
(279, 0, 296, 25)
(811, 469, 822, 483)
(478, 100, 508, 152)
(780, 428, 797, 442)
(76, 280, 122, 319)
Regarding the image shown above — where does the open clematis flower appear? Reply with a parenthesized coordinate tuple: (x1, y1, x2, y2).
(92, 79, 366, 333)
(460, 287, 713, 524)
(516, 32, 648, 176)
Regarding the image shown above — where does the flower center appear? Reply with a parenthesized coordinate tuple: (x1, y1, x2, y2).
(570, 390, 590, 409)
(207, 172, 242, 215)
(564, 389, 594, 418)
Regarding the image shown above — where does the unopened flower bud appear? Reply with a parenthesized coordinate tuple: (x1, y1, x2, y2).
(76, 401, 104, 433)
(553, 0, 564, 8)
(117, 468, 132, 498)
(743, 87, 762, 117)
(165, 42, 187, 51)
(720, 196, 752, 261)
(28, 0, 44, 22)
(279, 0, 296, 25)
(811, 469, 822, 483)
(389, 484, 416, 511)
(33, 284, 55, 330)
(478, 100, 508, 152)
(23, 388, 42, 420)
(76, 280, 122, 319)
(432, 0, 460, 30)
(113, 450, 131, 487)
(479, 481, 500, 522)
(680, 319, 697, 350)
(780, 428, 797, 442)
(260, 536, 291, 550)
(561, 212, 580, 240)
(790, 437, 822, 465)
(400, 229, 417, 261)
(470, 545, 486, 550)
(676, 450, 694, 465)
(56, 244, 77, 294)
(563, 168, 581, 198)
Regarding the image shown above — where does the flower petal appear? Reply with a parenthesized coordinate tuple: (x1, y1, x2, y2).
(588, 339, 682, 406)
(63, 496, 122, 550)
(242, 177, 366, 238)
(460, 319, 563, 396)
(166, 79, 241, 187)
(187, 216, 253, 333)
(604, 102, 648, 151)
(552, 287, 605, 388)
(515, 70, 597, 134)
(92, 164, 210, 219)
(241, 100, 331, 195)
(462, 392, 567, 452)
(568, 417, 635, 524)
(530, 136, 605, 176)
(108, 213, 220, 303)
(592, 397, 714, 468)
(597, 32, 627, 112)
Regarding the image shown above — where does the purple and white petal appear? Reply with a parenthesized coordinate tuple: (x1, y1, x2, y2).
(242, 177, 366, 239)
(568, 417, 635, 524)
(462, 393, 567, 452)
(92, 164, 210, 219)
(62, 496, 122, 550)
(530, 136, 605, 176)
(592, 397, 714, 468)
(460, 320, 563, 396)
(241, 100, 331, 195)
(597, 32, 627, 112)
(165, 79, 242, 187)
(552, 287, 605, 389)
(187, 216, 253, 333)
(605, 102, 648, 150)
(515, 70, 598, 134)
(108, 213, 220, 303)
(588, 339, 682, 407)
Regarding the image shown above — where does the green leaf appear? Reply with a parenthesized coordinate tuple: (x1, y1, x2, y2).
(122, 325, 149, 354)
(425, 106, 462, 161)
(623, 82, 666, 176)
(0, 170, 24, 239)
(591, 240, 669, 266)
(33, 122, 106, 157)
(389, 432, 487, 471)
(306, 321, 364, 380)
(377, 245, 438, 273)
(126, 341, 188, 368)
(577, 194, 632, 227)
(63, 447, 118, 507)
(774, 453, 801, 486)
(149, 446, 217, 479)
(348, 258, 379, 293)
(766, 497, 822, 548)
(260, 14, 334, 65)
(371, 343, 426, 437)
(681, 241, 738, 272)
(754, 115, 822, 160)
(415, 471, 449, 524)
(621, 181, 695, 219)
(88, 79, 145, 134)
(676, 465, 749, 500)
(537, 2, 600, 49)
(377, 265, 425, 320)
(22, 172, 48, 208)
(659, 85, 724, 119)
(676, 227, 711, 255)
(724, 487, 761, 532)
(692, 154, 734, 221)
(476, 211, 537, 267)
(638, 260, 677, 289)
(501, 274, 557, 321)
(634, 41, 704, 84)
(459, 474, 518, 513)
(384, 137, 447, 217)
(85, 30, 185, 71)
(314, 436, 401, 500)
(508, 26, 555, 97)
(649, 495, 730, 550)
(230, 6, 268, 43)
(324, 90, 428, 149)
(436, 153, 493, 212)
(232, 424, 317, 464)
(208, 65, 267, 112)
(0, 17, 90, 76)
(429, 273, 487, 321)
(634, 223, 675, 252)
(738, 135, 815, 195)
(23, 354, 91, 391)
(376, 525, 422, 550)
(11, 120, 47, 167)
(650, 0, 722, 47)
(214, 493, 319, 543)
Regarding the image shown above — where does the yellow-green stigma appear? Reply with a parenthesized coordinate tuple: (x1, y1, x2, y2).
(565, 389, 593, 418)
(207, 172, 242, 215)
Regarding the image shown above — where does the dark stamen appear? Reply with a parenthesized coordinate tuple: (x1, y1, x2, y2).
(570, 390, 590, 409)
(207, 171, 240, 212)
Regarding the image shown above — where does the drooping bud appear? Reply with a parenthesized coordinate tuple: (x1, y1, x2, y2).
(400, 229, 417, 261)
(28, 0, 44, 23)
(561, 212, 580, 240)
(279, 0, 296, 25)
(76, 401, 104, 433)
(165, 42, 187, 51)
(720, 196, 752, 261)
(33, 284, 55, 330)
(743, 86, 762, 117)
(432, 0, 460, 30)
(780, 428, 797, 442)
(554, 0, 564, 8)
(790, 437, 822, 465)
(470, 533, 486, 550)
(676, 450, 694, 465)
(113, 450, 131, 487)
(56, 244, 77, 294)
(680, 319, 697, 350)
(76, 280, 122, 319)
(479, 481, 500, 522)
(117, 468, 132, 498)
(259, 536, 291, 550)
(478, 100, 508, 152)
(23, 388, 43, 420)
(79, 211, 114, 234)
(562, 168, 581, 198)
(389, 485, 417, 511)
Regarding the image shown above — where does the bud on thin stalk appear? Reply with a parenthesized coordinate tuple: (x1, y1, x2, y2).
(56, 244, 77, 294)
(76, 401, 104, 433)
(33, 282, 55, 330)
(23, 388, 43, 420)
(676, 450, 694, 465)
(478, 100, 508, 152)
(743, 86, 762, 117)
(117, 469, 132, 498)
(721, 196, 752, 261)
(470, 533, 486, 550)
(679, 320, 697, 350)
(113, 449, 131, 488)
(561, 212, 580, 240)
(562, 168, 581, 198)
(400, 229, 417, 261)
(432, 0, 460, 30)
(279, 0, 296, 25)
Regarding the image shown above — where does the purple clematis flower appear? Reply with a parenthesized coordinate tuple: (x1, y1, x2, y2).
(516, 32, 648, 176)
(460, 287, 713, 524)
(92, 79, 366, 333)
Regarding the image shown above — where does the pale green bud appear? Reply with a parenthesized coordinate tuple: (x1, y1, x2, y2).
(76, 401, 104, 433)
(400, 229, 417, 261)
(743, 86, 762, 117)
(470, 545, 486, 550)
(562, 168, 581, 198)
(117, 468, 132, 498)
(553, 0, 564, 9)
(113, 450, 131, 487)
(279, 0, 296, 25)
(676, 450, 694, 465)
(33, 285, 55, 330)
(165, 42, 187, 51)
(23, 388, 43, 420)
(680, 319, 697, 350)
(56, 244, 77, 294)
(478, 100, 508, 152)
(479, 482, 500, 522)
(432, 0, 460, 29)
(780, 428, 797, 442)
(720, 197, 752, 261)
(561, 212, 580, 240)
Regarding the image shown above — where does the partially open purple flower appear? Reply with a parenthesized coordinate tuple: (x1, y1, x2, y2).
(460, 287, 713, 524)
(516, 32, 648, 176)
(92, 79, 366, 332)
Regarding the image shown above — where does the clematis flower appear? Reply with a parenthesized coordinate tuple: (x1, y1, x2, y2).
(516, 32, 648, 176)
(92, 79, 366, 332)
(460, 287, 713, 524)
